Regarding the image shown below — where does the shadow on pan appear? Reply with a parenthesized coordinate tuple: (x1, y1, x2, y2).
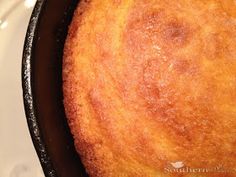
(22, 0, 88, 176)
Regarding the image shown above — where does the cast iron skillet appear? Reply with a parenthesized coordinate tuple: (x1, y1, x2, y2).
(22, 0, 88, 176)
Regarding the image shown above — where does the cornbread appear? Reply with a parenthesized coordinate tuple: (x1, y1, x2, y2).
(63, 0, 236, 176)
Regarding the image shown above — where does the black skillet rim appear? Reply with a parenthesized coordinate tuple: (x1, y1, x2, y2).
(21, 0, 57, 176)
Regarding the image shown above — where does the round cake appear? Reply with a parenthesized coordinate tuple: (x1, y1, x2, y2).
(63, 0, 236, 176)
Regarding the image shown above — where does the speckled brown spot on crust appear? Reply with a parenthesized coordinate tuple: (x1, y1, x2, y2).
(162, 21, 190, 46)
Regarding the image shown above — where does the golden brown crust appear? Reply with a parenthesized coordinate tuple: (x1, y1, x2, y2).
(63, 0, 236, 176)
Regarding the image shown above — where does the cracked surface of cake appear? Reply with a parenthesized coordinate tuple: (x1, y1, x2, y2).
(63, 0, 236, 176)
